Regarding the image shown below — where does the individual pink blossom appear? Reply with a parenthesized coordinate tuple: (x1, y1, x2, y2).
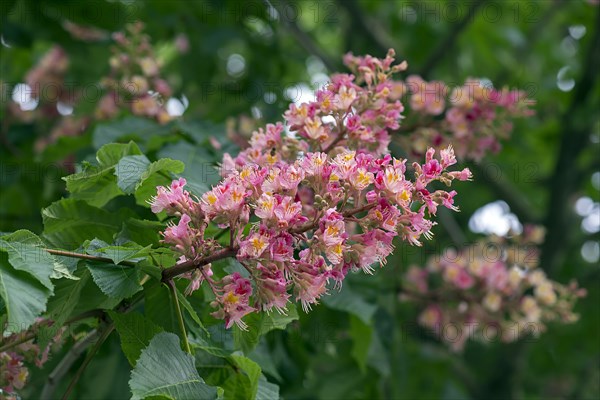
(149, 177, 190, 214)
(255, 263, 290, 313)
(211, 273, 254, 330)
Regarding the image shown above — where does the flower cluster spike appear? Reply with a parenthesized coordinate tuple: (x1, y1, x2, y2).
(362, 69, 535, 161)
(1, 321, 65, 396)
(152, 49, 472, 329)
(96, 22, 173, 123)
(403, 226, 585, 351)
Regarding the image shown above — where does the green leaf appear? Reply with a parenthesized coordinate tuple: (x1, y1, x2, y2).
(222, 355, 261, 400)
(86, 263, 142, 301)
(133, 172, 171, 208)
(322, 284, 377, 324)
(114, 155, 184, 205)
(64, 141, 143, 207)
(249, 341, 282, 382)
(349, 315, 373, 373)
(108, 311, 164, 366)
(64, 164, 123, 208)
(40, 268, 91, 348)
(129, 332, 217, 400)
(133, 158, 185, 206)
(96, 141, 143, 167)
(117, 219, 164, 247)
(143, 158, 185, 178)
(145, 284, 178, 333)
(0, 252, 52, 333)
(157, 141, 213, 196)
(42, 199, 131, 249)
(0, 230, 57, 289)
(234, 304, 299, 354)
(115, 155, 151, 194)
(176, 289, 208, 336)
(85, 238, 152, 265)
(256, 376, 280, 400)
(93, 118, 159, 150)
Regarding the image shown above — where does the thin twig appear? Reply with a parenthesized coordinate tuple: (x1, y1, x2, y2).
(40, 330, 100, 400)
(335, 0, 394, 56)
(61, 324, 115, 400)
(167, 279, 192, 354)
(45, 248, 137, 267)
(419, 0, 487, 79)
(265, 0, 338, 71)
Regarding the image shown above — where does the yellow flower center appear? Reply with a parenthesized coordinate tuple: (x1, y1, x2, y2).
(206, 193, 217, 205)
(223, 291, 239, 305)
(399, 190, 410, 202)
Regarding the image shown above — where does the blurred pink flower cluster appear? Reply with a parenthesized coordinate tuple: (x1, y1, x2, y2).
(6, 22, 178, 155)
(152, 50, 472, 329)
(0, 323, 64, 397)
(403, 226, 585, 351)
(391, 75, 534, 161)
(96, 22, 173, 123)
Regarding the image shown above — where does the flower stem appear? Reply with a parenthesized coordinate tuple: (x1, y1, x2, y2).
(61, 323, 115, 400)
(167, 279, 191, 354)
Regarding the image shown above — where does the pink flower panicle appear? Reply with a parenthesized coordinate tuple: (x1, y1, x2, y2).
(1, 322, 65, 397)
(403, 227, 585, 351)
(97, 22, 173, 124)
(395, 75, 534, 161)
(153, 49, 472, 329)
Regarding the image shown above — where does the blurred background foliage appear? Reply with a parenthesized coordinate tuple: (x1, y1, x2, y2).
(1, 0, 599, 399)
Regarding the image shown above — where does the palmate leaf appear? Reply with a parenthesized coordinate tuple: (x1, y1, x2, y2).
(64, 141, 184, 208)
(0, 230, 58, 289)
(129, 332, 217, 400)
(64, 142, 143, 207)
(86, 263, 142, 302)
(221, 355, 262, 400)
(108, 311, 164, 366)
(133, 158, 185, 206)
(84, 238, 152, 265)
(0, 252, 52, 333)
(115, 155, 152, 194)
(41, 199, 133, 249)
(124, 157, 185, 195)
(256, 376, 280, 400)
(39, 268, 91, 348)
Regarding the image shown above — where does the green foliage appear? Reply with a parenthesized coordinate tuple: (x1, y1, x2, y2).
(129, 332, 217, 400)
(234, 304, 299, 354)
(109, 311, 164, 366)
(64, 142, 143, 207)
(41, 199, 131, 248)
(221, 355, 262, 400)
(0, 1, 598, 399)
(86, 263, 142, 302)
(322, 282, 377, 324)
(0, 252, 52, 332)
